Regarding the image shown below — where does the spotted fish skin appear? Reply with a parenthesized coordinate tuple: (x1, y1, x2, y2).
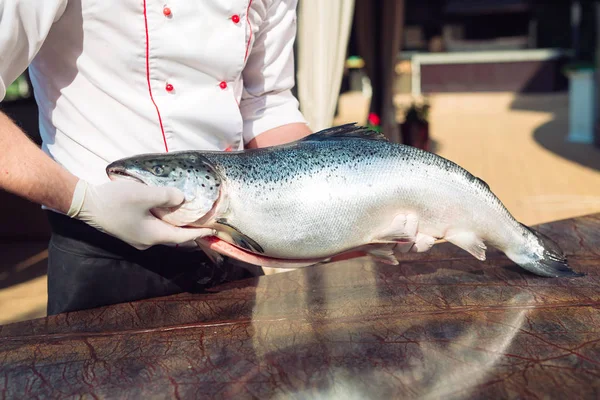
(106, 124, 583, 278)
(200, 134, 510, 256)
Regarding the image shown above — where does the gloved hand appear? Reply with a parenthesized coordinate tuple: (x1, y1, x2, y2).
(67, 179, 216, 250)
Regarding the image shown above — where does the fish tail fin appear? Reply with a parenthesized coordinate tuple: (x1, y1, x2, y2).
(506, 223, 584, 278)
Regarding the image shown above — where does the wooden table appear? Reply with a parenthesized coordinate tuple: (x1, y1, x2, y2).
(1, 213, 599, 399)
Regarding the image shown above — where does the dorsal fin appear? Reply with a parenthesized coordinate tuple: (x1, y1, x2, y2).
(301, 123, 388, 142)
(475, 176, 490, 190)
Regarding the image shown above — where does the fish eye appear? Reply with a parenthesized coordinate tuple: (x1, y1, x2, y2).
(151, 165, 164, 175)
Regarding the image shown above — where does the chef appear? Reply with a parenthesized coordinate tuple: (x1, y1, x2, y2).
(0, 0, 312, 314)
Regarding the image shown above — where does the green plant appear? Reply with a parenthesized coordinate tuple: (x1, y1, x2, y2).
(3, 74, 31, 102)
(403, 100, 430, 124)
(561, 58, 596, 76)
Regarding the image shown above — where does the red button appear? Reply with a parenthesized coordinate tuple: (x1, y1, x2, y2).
(231, 14, 240, 23)
(166, 83, 174, 92)
(163, 7, 172, 16)
(219, 81, 227, 89)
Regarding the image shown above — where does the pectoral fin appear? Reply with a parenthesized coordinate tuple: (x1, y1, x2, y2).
(215, 219, 264, 254)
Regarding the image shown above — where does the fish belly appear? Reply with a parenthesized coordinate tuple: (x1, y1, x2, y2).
(219, 170, 480, 260)
(206, 142, 517, 261)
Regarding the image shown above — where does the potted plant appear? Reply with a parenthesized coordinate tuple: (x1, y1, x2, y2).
(400, 99, 431, 151)
(562, 60, 596, 144)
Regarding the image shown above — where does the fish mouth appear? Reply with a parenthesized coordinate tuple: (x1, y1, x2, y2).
(106, 166, 147, 184)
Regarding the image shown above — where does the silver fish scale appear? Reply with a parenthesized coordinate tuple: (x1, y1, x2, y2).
(201, 138, 523, 259)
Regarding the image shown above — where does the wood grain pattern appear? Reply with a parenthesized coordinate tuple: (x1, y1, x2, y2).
(1, 213, 599, 399)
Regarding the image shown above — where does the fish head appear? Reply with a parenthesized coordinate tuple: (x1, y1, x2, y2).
(106, 151, 222, 227)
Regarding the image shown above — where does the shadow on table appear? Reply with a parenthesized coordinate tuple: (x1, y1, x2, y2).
(510, 93, 600, 172)
(238, 261, 533, 399)
(0, 242, 49, 290)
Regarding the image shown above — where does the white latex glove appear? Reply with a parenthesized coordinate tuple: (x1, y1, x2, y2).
(67, 179, 216, 250)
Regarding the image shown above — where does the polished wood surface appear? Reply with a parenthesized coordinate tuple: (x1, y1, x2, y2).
(1, 213, 599, 399)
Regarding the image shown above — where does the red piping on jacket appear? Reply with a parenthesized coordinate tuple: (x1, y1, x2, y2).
(143, 0, 169, 152)
(244, 0, 253, 62)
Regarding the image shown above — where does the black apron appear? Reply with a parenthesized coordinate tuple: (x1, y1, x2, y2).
(45, 211, 263, 315)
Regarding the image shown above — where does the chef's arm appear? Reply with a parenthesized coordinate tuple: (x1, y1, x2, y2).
(0, 111, 213, 249)
(0, 111, 78, 213)
(0, 1, 214, 248)
(240, 0, 311, 149)
(0, 0, 77, 213)
(245, 122, 312, 149)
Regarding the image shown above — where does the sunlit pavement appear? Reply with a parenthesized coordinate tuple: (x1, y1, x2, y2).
(336, 91, 600, 226)
(0, 242, 49, 325)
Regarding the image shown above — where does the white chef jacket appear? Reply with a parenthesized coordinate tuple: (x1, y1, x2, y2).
(0, 0, 307, 185)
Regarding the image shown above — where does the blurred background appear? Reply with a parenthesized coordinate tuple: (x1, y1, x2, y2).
(1, 0, 599, 324)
